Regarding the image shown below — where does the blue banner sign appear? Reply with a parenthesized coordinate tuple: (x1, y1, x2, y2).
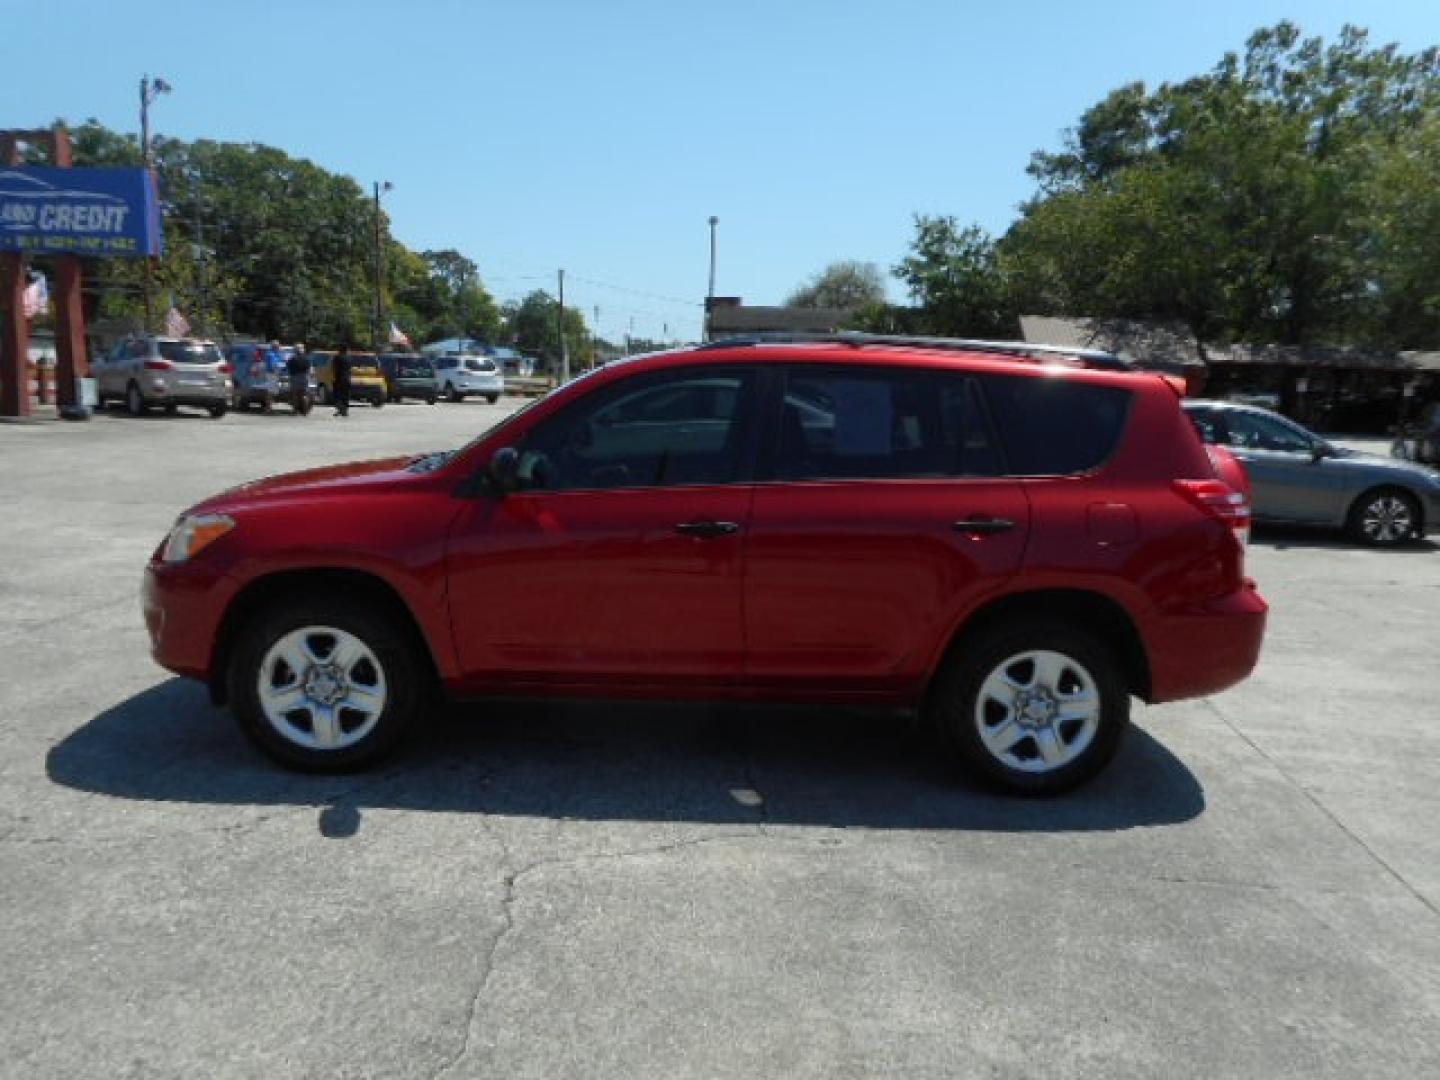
(0, 165, 162, 257)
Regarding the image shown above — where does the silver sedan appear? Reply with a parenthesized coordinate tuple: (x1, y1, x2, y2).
(1182, 400, 1440, 546)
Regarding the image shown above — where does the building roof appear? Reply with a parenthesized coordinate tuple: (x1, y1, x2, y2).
(1020, 316, 1204, 370)
(1022, 315, 1440, 373)
(708, 304, 853, 335)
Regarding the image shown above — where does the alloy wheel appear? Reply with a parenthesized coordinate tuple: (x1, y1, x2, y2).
(1360, 495, 1414, 545)
(256, 626, 388, 751)
(973, 649, 1101, 773)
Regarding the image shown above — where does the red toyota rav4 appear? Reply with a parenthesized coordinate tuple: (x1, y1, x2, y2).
(143, 336, 1266, 794)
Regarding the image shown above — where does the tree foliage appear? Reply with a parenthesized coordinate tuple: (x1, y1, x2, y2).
(899, 23, 1440, 348)
(785, 261, 887, 309)
(37, 119, 515, 348)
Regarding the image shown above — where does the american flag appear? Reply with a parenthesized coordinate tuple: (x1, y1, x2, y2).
(164, 306, 190, 337)
(21, 273, 48, 319)
(389, 322, 412, 348)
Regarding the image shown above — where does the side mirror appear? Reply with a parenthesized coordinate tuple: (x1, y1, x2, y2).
(1310, 441, 1332, 462)
(487, 446, 521, 494)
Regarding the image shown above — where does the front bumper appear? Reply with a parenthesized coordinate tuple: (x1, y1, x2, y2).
(1143, 582, 1268, 703)
(142, 560, 237, 682)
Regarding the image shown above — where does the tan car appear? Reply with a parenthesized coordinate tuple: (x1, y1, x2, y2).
(94, 336, 231, 418)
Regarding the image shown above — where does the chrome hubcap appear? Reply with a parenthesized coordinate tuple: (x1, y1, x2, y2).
(257, 626, 387, 750)
(1362, 497, 1412, 543)
(975, 649, 1101, 773)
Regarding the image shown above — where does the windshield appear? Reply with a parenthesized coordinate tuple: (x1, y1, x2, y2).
(159, 342, 222, 365)
(464, 357, 494, 372)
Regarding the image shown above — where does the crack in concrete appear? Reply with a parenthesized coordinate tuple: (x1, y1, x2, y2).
(430, 827, 758, 1079)
(1202, 698, 1440, 922)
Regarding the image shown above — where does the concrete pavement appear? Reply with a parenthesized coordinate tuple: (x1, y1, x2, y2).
(1, 401, 1437, 1078)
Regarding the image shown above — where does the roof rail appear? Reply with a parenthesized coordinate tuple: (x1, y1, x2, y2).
(696, 331, 1134, 370)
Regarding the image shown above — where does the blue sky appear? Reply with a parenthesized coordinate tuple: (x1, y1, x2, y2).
(4, 0, 1436, 342)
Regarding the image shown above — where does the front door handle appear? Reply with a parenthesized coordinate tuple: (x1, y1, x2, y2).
(953, 517, 1016, 536)
(675, 519, 741, 539)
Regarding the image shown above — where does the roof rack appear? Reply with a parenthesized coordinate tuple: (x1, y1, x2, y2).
(696, 331, 1134, 371)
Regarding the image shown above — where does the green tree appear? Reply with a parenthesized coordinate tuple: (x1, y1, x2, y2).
(786, 261, 887, 309)
(504, 290, 591, 371)
(893, 216, 1016, 337)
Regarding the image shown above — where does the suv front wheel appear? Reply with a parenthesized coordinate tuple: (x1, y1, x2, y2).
(931, 619, 1129, 796)
(229, 596, 425, 771)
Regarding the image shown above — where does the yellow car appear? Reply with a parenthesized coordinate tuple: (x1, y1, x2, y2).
(309, 351, 387, 408)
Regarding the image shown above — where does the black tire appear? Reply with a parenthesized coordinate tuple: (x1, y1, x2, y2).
(929, 618, 1129, 796)
(447, 383, 463, 403)
(426, 393, 437, 406)
(261, 394, 273, 415)
(163, 403, 178, 415)
(317, 384, 331, 406)
(125, 382, 146, 417)
(372, 396, 384, 409)
(485, 393, 499, 404)
(1347, 487, 1421, 547)
(208, 402, 228, 419)
(229, 595, 425, 772)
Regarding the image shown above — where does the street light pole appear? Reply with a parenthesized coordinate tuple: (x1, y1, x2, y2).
(139, 75, 171, 334)
(706, 215, 718, 341)
(372, 180, 392, 352)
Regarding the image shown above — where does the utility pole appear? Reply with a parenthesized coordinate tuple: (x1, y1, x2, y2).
(706, 215, 718, 341)
(139, 75, 171, 334)
(193, 185, 209, 338)
(557, 268, 568, 383)
(372, 181, 391, 352)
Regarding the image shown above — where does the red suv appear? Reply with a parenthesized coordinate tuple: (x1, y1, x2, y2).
(143, 336, 1266, 794)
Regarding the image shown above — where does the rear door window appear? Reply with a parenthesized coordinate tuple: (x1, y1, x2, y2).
(772, 367, 1003, 481)
(977, 373, 1132, 475)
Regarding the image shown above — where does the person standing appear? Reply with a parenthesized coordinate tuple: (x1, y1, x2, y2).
(286, 343, 311, 415)
(333, 342, 353, 417)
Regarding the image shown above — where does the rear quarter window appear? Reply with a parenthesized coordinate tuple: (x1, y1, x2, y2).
(978, 373, 1132, 475)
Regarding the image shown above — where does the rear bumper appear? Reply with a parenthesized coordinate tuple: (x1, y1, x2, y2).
(1144, 582, 1268, 703)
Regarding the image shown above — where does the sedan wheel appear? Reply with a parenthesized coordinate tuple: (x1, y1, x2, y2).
(1350, 490, 1419, 547)
(125, 382, 145, 416)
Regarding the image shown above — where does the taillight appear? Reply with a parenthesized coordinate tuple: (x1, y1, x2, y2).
(1174, 479, 1251, 548)
(218, 362, 232, 374)
(143, 359, 173, 371)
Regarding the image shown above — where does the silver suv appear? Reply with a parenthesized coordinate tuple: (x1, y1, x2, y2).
(95, 336, 231, 418)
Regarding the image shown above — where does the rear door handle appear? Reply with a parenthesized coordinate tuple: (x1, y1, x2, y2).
(675, 519, 741, 539)
(952, 517, 1016, 536)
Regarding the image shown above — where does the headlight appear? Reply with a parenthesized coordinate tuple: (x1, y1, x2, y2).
(162, 513, 235, 563)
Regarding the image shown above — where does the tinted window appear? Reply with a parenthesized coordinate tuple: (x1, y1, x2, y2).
(1222, 409, 1312, 453)
(518, 369, 755, 491)
(158, 342, 222, 365)
(1185, 406, 1222, 444)
(775, 368, 1002, 480)
(979, 374, 1131, 475)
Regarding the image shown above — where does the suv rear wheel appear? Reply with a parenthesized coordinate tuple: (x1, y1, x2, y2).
(229, 596, 424, 771)
(125, 382, 146, 416)
(931, 619, 1129, 795)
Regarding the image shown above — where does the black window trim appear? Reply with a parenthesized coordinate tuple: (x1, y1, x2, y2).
(970, 369, 1135, 478)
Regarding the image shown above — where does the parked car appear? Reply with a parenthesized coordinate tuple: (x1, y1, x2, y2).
(143, 335, 1266, 794)
(309, 351, 387, 408)
(94, 336, 230, 418)
(1183, 399, 1440, 546)
(378, 353, 439, 404)
(433, 354, 502, 402)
